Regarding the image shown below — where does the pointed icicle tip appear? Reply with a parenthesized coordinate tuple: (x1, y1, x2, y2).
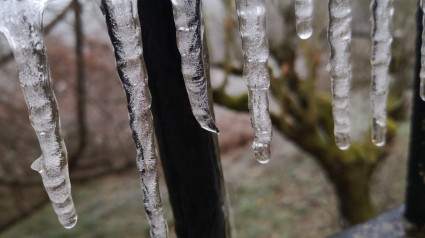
(31, 155, 43, 173)
(199, 119, 220, 134)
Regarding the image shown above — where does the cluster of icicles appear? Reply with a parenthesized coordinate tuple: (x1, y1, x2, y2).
(0, 0, 405, 237)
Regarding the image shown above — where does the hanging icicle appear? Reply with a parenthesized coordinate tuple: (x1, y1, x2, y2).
(295, 0, 313, 39)
(0, 0, 77, 229)
(327, 0, 352, 150)
(420, 0, 425, 100)
(235, 0, 272, 164)
(171, 0, 219, 134)
(370, 0, 393, 146)
(100, 1, 168, 237)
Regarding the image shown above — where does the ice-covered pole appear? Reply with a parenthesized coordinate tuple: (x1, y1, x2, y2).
(295, 0, 313, 39)
(0, 0, 77, 229)
(171, 0, 219, 134)
(100, 0, 168, 237)
(327, 0, 352, 150)
(370, 0, 393, 146)
(235, 0, 272, 164)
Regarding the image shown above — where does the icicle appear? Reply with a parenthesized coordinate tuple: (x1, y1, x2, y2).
(420, 0, 425, 100)
(327, 0, 352, 150)
(295, 0, 313, 39)
(0, 0, 77, 228)
(235, 0, 272, 164)
(370, 0, 393, 146)
(100, 1, 168, 237)
(171, 0, 219, 134)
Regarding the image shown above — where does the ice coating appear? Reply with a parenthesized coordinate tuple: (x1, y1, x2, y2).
(370, 0, 393, 146)
(0, 0, 77, 228)
(171, 0, 219, 134)
(420, 0, 425, 100)
(235, 0, 272, 163)
(295, 0, 313, 39)
(327, 0, 352, 150)
(100, 1, 168, 237)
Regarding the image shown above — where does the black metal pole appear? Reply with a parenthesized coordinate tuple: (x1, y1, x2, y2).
(137, 0, 229, 237)
(404, 4, 425, 227)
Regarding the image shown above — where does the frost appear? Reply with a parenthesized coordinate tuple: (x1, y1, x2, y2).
(99, 0, 168, 237)
(327, 0, 352, 150)
(370, 0, 393, 146)
(295, 0, 313, 39)
(171, 0, 219, 134)
(235, 0, 272, 164)
(0, 0, 77, 229)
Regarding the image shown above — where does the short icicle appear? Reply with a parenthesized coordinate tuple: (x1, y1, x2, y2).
(0, 0, 77, 229)
(327, 0, 352, 150)
(235, 0, 272, 163)
(370, 0, 393, 146)
(171, 0, 219, 134)
(295, 0, 313, 39)
(100, 1, 168, 237)
(420, 0, 425, 100)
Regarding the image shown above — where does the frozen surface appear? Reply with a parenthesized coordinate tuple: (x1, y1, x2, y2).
(235, 0, 272, 163)
(0, 0, 77, 229)
(295, 0, 313, 39)
(327, 0, 352, 150)
(171, 0, 219, 133)
(100, 0, 168, 237)
(370, 0, 393, 146)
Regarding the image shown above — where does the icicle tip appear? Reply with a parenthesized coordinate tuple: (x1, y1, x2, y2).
(199, 119, 220, 134)
(371, 118, 386, 147)
(335, 133, 350, 150)
(253, 141, 271, 164)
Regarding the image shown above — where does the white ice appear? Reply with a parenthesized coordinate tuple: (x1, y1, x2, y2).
(0, 0, 77, 229)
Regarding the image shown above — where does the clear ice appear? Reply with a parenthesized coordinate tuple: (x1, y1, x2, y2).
(235, 0, 272, 164)
(99, 1, 168, 237)
(327, 0, 352, 150)
(370, 0, 393, 146)
(171, 0, 219, 134)
(420, 0, 425, 100)
(0, 0, 77, 229)
(295, 0, 313, 39)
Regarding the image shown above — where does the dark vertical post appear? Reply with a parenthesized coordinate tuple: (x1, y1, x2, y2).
(138, 0, 229, 237)
(405, 4, 425, 226)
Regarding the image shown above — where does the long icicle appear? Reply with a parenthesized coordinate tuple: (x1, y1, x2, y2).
(420, 0, 425, 100)
(235, 0, 272, 164)
(100, 1, 168, 237)
(171, 0, 219, 134)
(327, 0, 352, 150)
(370, 0, 393, 146)
(295, 0, 313, 39)
(0, 0, 77, 228)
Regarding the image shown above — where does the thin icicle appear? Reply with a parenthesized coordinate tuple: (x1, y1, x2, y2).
(370, 0, 393, 146)
(235, 0, 272, 164)
(171, 0, 219, 134)
(295, 0, 313, 39)
(100, 1, 168, 237)
(420, 0, 425, 100)
(327, 0, 352, 150)
(0, 0, 77, 228)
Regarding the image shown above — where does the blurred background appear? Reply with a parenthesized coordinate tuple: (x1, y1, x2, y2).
(0, 0, 418, 237)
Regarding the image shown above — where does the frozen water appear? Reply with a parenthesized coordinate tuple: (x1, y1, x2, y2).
(0, 0, 77, 229)
(171, 0, 219, 134)
(235, 0, 272, 163)
(370, 0, 393, 146)
(295, 0, 313, 39)
(100, 0, 168, 237)
(327, 0, 352, 150)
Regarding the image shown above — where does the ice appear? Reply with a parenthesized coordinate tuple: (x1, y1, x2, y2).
(370, 0, 393, 146)
(171, 0, 219, 134)
(295, 0, 313, 39)
(327, 0, 352, 150)
(420, 0, 425, 100)
(0, 0, 77, 229)
(99, 0, 168, 237)
(235, 0, 272, 164)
